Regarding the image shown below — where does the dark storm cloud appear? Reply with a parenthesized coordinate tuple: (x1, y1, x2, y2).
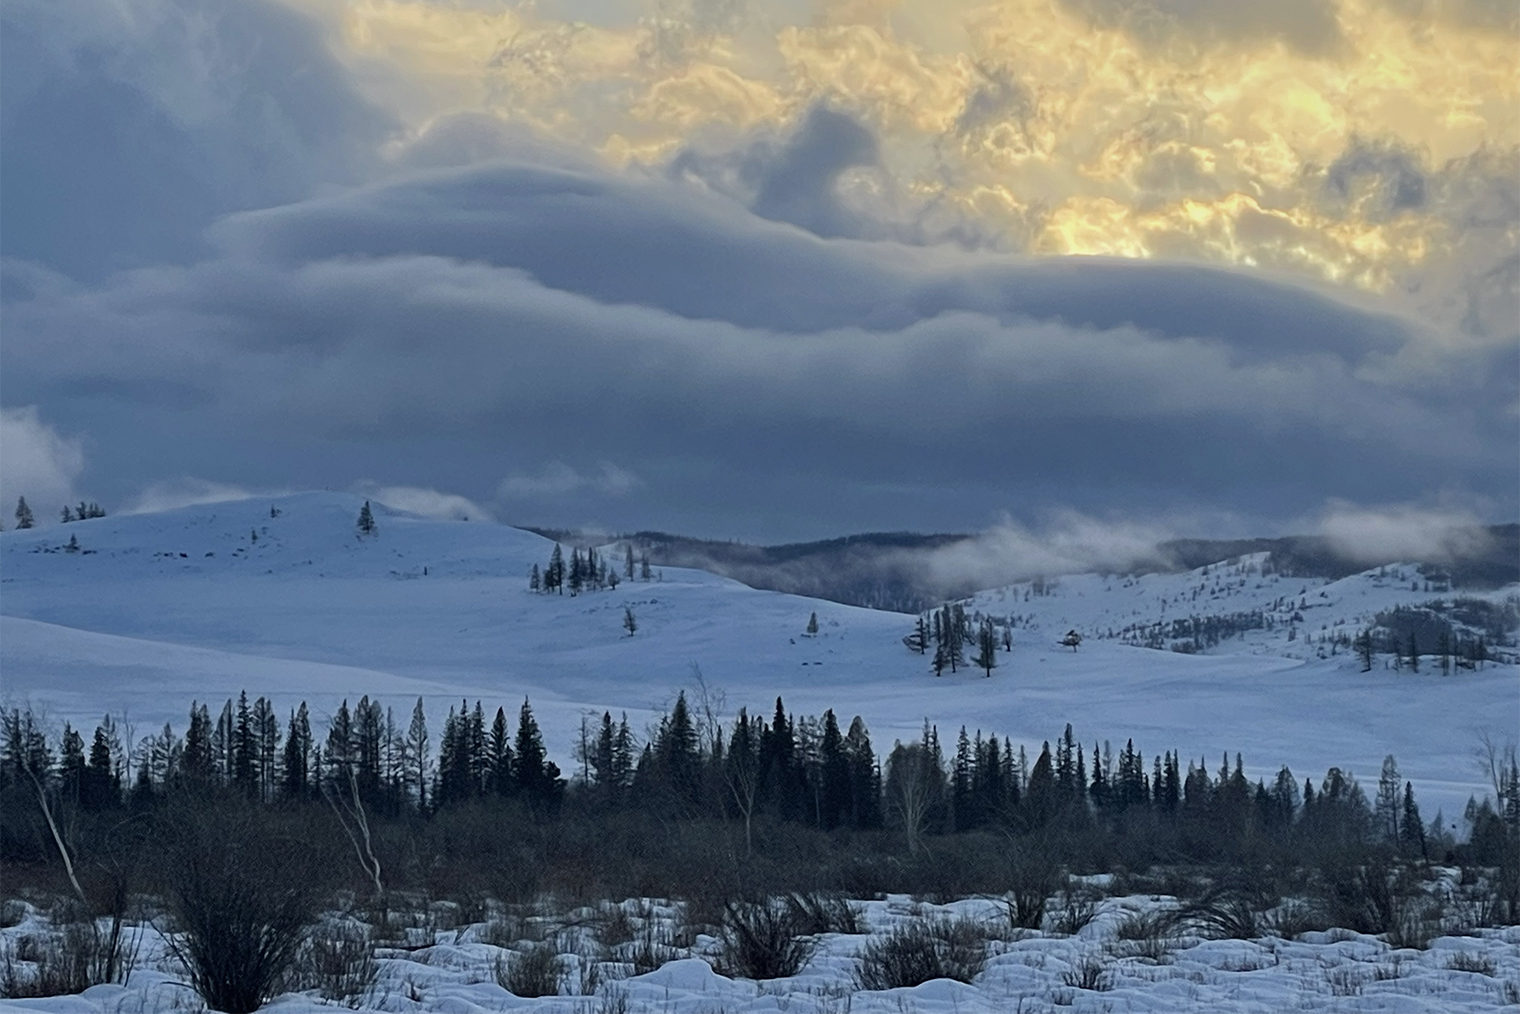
(0, 0, 391, 281)
(3, 154, 1514, 538)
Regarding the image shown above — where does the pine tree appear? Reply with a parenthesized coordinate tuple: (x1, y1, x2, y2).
(547, 544, 565, 594)
(233, 691, 255, 795)
(1406, 632, 1419, 673)
(181, 704, 213, 784)
(488, 707, 513, 796)
(514, 699, 549, 805)
(623, 606, 637, 636)
(1399, 781, 1427, 859)
(357, 501, 376, 536)
(1356, 629, 1374, 672)
(14, 497, 33, 530)
(282, 704, 312, 797)
(625, 545, 636, 580)
(806, 612, 819, 636)
(83, 720, 121, 810)
(326, 700, 354, 791)
(405, 698, 429, 808)
(61, 505, 74, 524)
(972, 619, 998, 677)
(640, 554, 651, 581)
(529, 564, 541, 592)
(568, 549, 584, 594)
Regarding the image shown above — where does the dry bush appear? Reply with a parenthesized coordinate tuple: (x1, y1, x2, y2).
(623, 924, 678, 975)
(0, 921, 136, 999)
(159, 805, 332, 1014)
(594, 903, 637, 948)
(1046, 892, 1099, 937)
(1005, 852, 1061, 929)
(854, 916, 988, 990)
(1185, 893, 1262, 940)
(785, 892, 863, 935)
(1445, 951, 1495, 976)
(1261, 900, 1322, 940)
(1060, 954, 1112, 991)
(712, 899, 816, 980)
(495, 942, 565, 997)
(283, 923, 378, 1006)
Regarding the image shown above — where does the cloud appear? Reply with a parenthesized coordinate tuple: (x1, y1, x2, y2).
(124, 478, 281, 515)
(0, 0, 390, 280)
(0, 406, 84, 522)
(497, 463, 642, 500)
(909, 511, 1178, 590)
(2, 160, 1512, 542)
(363, 484, 495, 522)
(1315, 500, 1496, 563)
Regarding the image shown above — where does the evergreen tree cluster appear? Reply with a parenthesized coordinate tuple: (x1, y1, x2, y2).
(904, 604, 1010, 677)
(58, 501, 107, 524)
(532, 543, 651, 595)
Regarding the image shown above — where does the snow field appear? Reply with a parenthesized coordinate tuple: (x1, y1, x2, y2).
(2, 494, 1515, 820)
(2, 887, 1517, 1013)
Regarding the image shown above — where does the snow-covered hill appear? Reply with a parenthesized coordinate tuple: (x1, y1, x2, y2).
(1, 492, 1515, 818)
(966, 553, 1517, 664)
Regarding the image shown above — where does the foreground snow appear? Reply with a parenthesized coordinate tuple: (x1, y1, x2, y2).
(2, 492, 1516, 818)
(2, 892, 1517, 1013)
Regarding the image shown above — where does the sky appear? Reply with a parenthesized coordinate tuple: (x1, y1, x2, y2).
(0, 0, 1515, 547)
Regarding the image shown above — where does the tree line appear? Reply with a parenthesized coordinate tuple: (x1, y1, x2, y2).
(6, 691, 1516, 870)
(4, 496, 106, 531)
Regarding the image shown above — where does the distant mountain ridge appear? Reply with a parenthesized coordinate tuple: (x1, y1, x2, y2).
(524, 524, 1520, 613)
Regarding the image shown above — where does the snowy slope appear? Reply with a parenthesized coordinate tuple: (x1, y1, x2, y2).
(966, 553, 1517, 663)
(2, 493, 1515, 818)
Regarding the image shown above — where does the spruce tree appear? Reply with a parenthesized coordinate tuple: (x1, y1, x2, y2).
(282, 704, 312, 797)
(14, 497, 33, 530)
(514, 699, 548, 804)
(623, 606, 637, 635)
(1399, 781, 1427, 859)
(488, 707, 513, 796)
(806, 612, 819, 636)
(406, 698, 429, 808)
(357, 501, 376, 536)
(972, 619, 998, 677)
(181, 704, 213, 785)
(530, 564, 541, 592)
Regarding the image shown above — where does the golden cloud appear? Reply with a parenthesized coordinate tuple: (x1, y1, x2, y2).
(286, 0, 1517, 341)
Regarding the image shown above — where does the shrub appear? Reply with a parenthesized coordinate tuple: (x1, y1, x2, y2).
(1261, 900, 1321, 940)
(624, 924, 677, 975)
(712, 899, 815, 980)
(496, 942, 565, 997)
(594, 903, 636, 948)
(786, 892, 863, 935)
(1186, 894, 1261, 940)
(1005, 853, 1060, 929)
(0, 922, 133, 998)
(854, 917, 988, 990)
(288, 924, 378, 1005)
(1061, 954, 1111, 991)
(1046, 893, 1098, 937)
(160, 806, 330, 1014)
(1445, 951, 1495, 976)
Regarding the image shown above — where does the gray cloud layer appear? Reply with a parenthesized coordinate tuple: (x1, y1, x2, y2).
(4, 153, 1513, 538)
(0, 1, 1513, 541)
